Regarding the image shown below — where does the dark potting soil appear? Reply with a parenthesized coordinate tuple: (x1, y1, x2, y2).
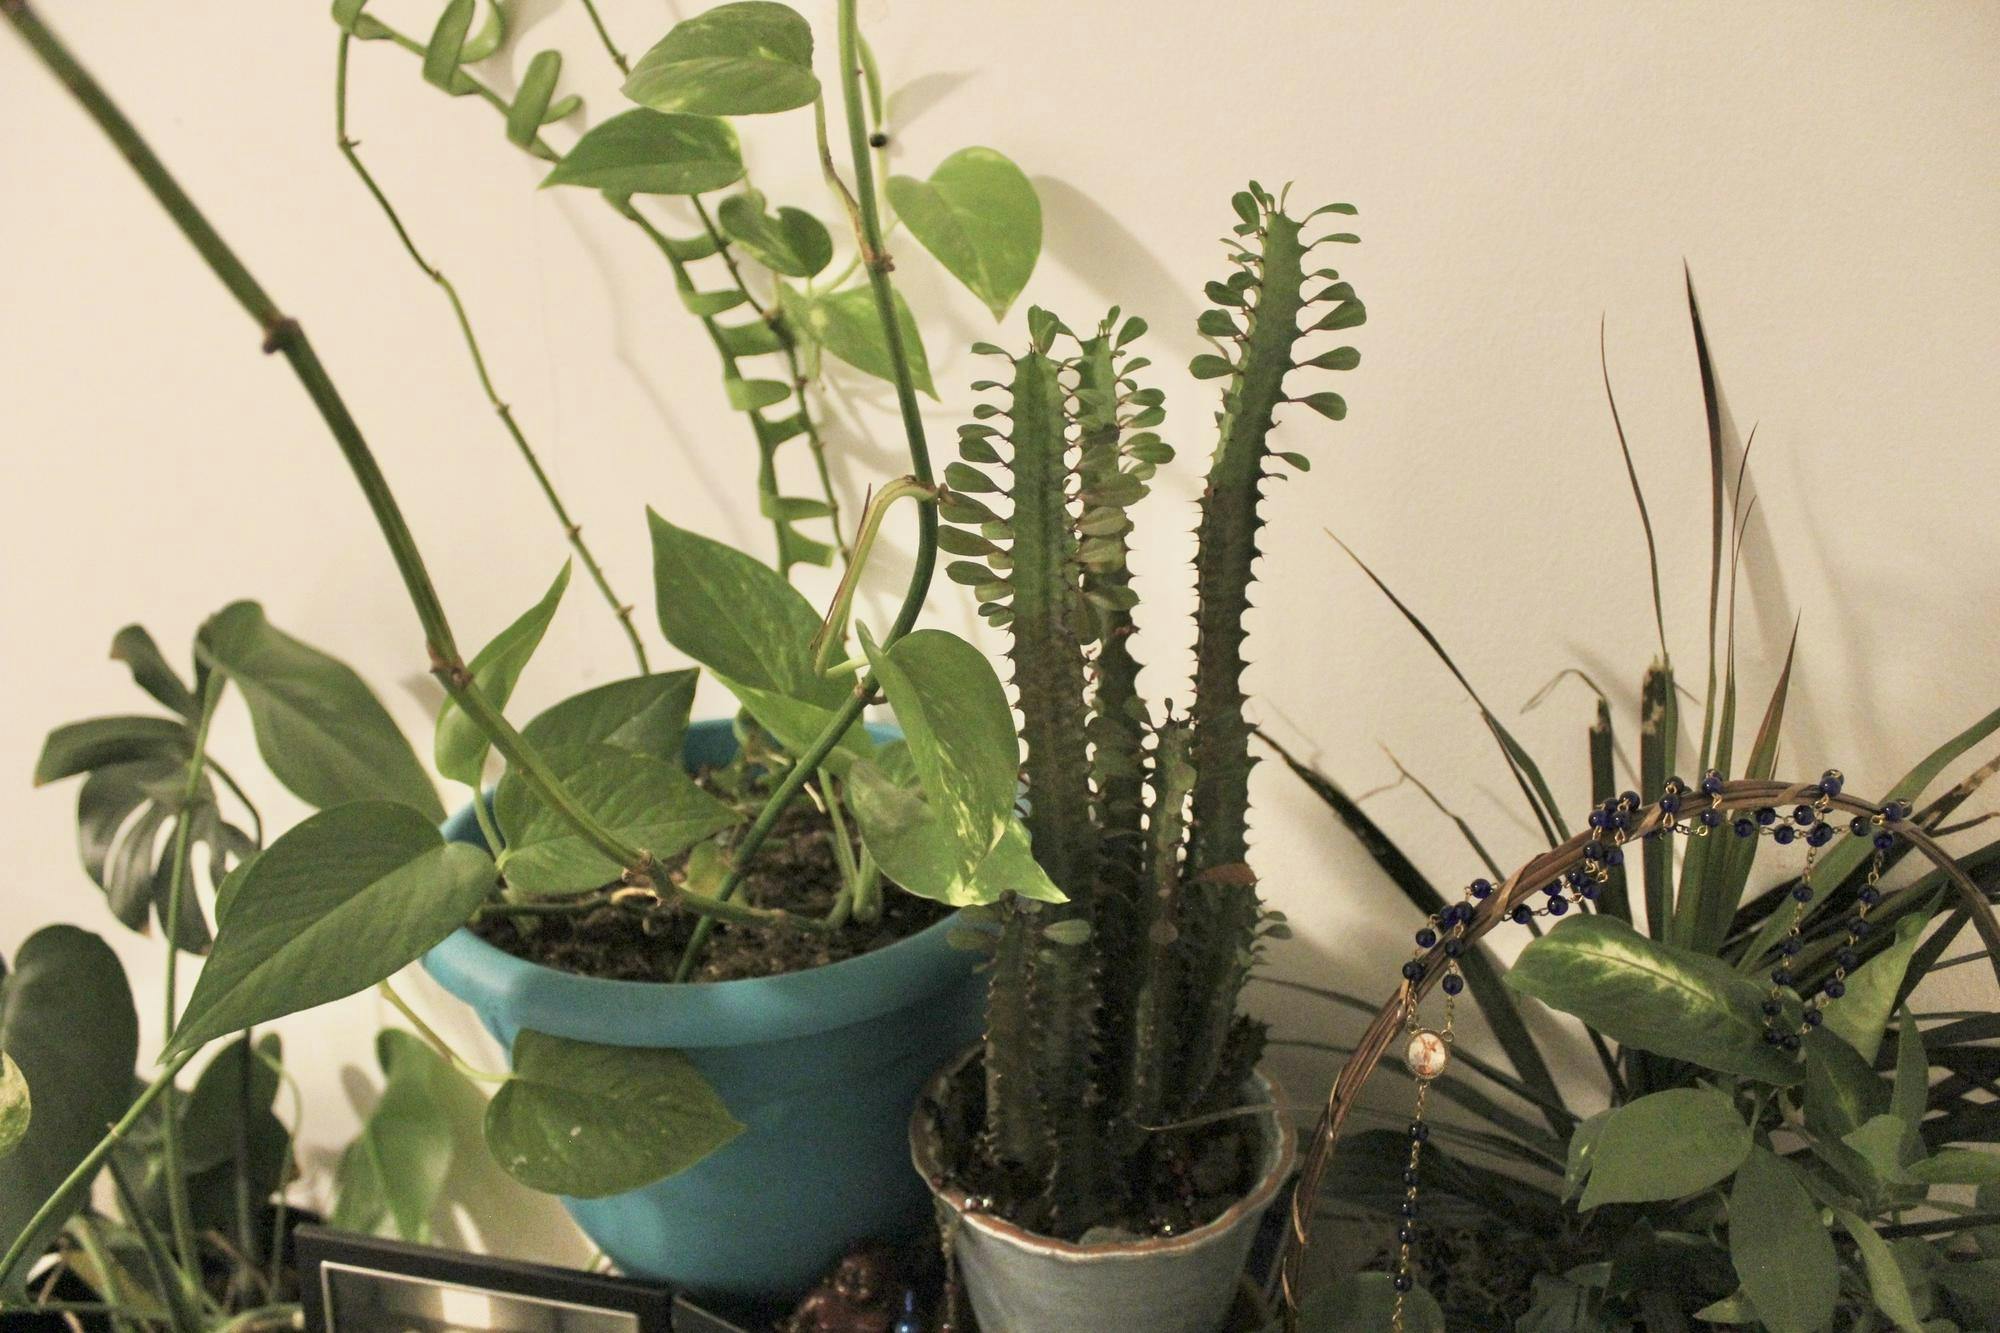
(472, 771, 949, 984)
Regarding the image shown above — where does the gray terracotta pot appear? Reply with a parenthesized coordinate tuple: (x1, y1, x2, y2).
(910, 1048, 1295, 1333)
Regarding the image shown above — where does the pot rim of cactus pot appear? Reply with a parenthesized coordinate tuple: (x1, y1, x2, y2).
(909, 1042, 1298, 1260)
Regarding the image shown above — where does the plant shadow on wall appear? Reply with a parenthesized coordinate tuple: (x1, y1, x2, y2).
(1261, 282, 2000, 1331)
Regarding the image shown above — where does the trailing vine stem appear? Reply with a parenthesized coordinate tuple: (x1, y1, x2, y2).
(577, 0, 629, 75)
(333, 33, 650, 674)
(0, 0, 832, 940)
(669, 0, 942, 980)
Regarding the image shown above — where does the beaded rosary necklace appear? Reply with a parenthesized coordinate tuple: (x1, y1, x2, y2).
(1384, 767, 1911, 1330)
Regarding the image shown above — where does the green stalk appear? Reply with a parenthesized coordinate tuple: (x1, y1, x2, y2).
(104, 1157, 202, 1333)
(669, 0, 941, 980)
(336, 33, 650, 673)
(576, 0, 628, 75)
(158, 675, 223, 1285)
(0, 1048, 199, 1295)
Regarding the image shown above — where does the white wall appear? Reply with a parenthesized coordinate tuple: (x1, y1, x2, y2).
(5, 0, 1997, 1258)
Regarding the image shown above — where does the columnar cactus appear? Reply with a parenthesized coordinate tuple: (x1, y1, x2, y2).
(938, 184, 1366, 1235)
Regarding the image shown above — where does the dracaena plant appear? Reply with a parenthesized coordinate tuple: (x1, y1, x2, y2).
(1264, 286, 2000, 1329)
(920, 184, 1368, 1237)
(1, 0, 1054, 1307)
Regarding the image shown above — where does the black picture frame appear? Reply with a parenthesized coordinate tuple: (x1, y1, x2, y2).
(294, 1226, 742, 1333)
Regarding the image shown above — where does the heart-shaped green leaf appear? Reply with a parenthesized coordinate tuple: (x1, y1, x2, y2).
(622, 1, 819, 116)
(542, 110, 744, 196)
(0, 1054, 28, 1161)
(518, 669, 698, 763)
(848, 762, 1061, 907)
(886, 148, 1041, 320)
(485, 1030, 742, 1197)
(495, 746, 738, 895)
(1577, 1087, 1751, 1209)
(1505, 915, 1801, 1083)
(1822, 911, 1929, 1062)
(780, 283, 936, 398)
(198, 601, 442, 821)
(1730, 1148, 1837, 1333)
(647, 509, 845, 706)
(435, 562, 571, 786)
(716, 189, 831, 277)
(0, 927, 139, 1295)
(167, 803, 494, 1056)
(331, 1030, 460, 1241)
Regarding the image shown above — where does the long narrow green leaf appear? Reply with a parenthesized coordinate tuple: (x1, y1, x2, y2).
(1810, 703, 2000, 897)
(1639, 662, 1676, 940)
(1687, 268, 1725, 780)
(1589, 699, 1631, 924)
(1600, 319, 1669, 663)
(1255, 732, 1571, 1136)
(1329, 532, 1566, 846)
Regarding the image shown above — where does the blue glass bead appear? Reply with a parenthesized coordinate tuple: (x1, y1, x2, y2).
(1584, 840, 1607, 861)
(1734, 818, 1756, 837)
(1792, 884, 1814, 902)
(1644, 829, 1663, 841)
(1548, 897, 1569, 917)
(1886, 800, 1911, 822)
(1470, 878, 1493, 899)
(1836, 949, 1859, 970)
(1443, 939, 1464, 958)
(1756, 807, 1778, 826)
(1416, 928, 1437, 948)
(1821, 770, 1844, 797)
(1858, 887, 1881, 907)
(1773, 826, 1796, 846)
(1804, 1008, 1824, 1027)
(1772, 968, 1794, 987)
(1580, 883, 1600, 900)
(1403, 1168, 1420, 1186)
(1761, 999, 1781, 1017)
(1545, 880, 1564, 898)
(1664, 775, 1685, 794)
(1410, 1122, 1430, 1142)
(1874, 831, 1895, 851)
(1782, 1034, 1802, 1052)
(1607, 847, 1626, 866)
(1393, 1274, 1414, 1293)
(1850, 918, 1873, 938)
(1659, 794, 1682, 816)
(1699, 809, 1722, 828)
(1807, 823, 1834, 847)
(1565, 869, 1588, 889)
(1763, 1028, 1785, 1045)
(1442, 973, 1464, 995)
(1621, 789, 1641, 808)
(1398, 1226, 1416, 1245)
(1781, 938, 1802, 956)
(1588, 809, 1606, 829)
(1402, 961, 1426, 981)
(1702, 771, 1724, 795)
(1399, 1200, 1418, 1217)
(1850, 816, 1871, 836)
(1511, 905, 1533, 925)
(1793, 804, 1816, 826)
(1824, 979, 1847, 999)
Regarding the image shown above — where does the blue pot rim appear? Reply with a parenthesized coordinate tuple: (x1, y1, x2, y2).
(421, 718, 974, 1049)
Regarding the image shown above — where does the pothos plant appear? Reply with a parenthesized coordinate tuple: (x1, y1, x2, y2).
(0, 0, 1059, 1308)
(922, 181, 1369, 1239)
(1264, 286, 2000, 1330)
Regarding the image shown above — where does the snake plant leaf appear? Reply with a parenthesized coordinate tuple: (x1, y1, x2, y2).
(863, 628, 1016, 873)
(166, 804, 494, 1057)
(542, 110, 744, 196)
(1506, 916, 1802, 1083)
(486, 1030, 743, 1197)
(0, 927, 139, 1298)
(1288, 1272, 1444, 1333)
(435, 562, 570, 787)
(716, 189, 831, 277)
(622, 1, 819, 116)
(848, 762, 1062, 907)
(0, 1054, 24, 1161)
(1730, 1148, 1838, 1333)
(109, 625, 197, 719)
(34, 715, 191, 785)
(1823, 911, 1931, 1062)
(519, 670, 698, 764)
(1811, 701, 2000, 895)
(331, 1030, 460, 1241)
(779, 283, 937, 398)
(198, 601, 442, 821)
(1577, 1087, 1751, 1209)
(647, 509, 845, 707)
(495, 746, 738, 895)
(886, 148, 1041, 320)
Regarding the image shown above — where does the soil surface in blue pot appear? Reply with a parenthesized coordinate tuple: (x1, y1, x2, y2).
(423, 720, 984, 1304)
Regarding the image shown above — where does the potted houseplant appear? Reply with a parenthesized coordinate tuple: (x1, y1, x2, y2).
(907, 183, 1369, 1332)
(2, 0, 1063, 1310)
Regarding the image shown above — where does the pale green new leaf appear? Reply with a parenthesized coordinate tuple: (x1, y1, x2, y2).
(622, 1, 819, 116)
(331, 1030, 460, 1241)
(886, 147, 1041, 319)
(167, 804, 494, 1056)
(1578, 1087, 1750, 1209)
(486, 1030, 742, 1197)
(495, 746, 738, 895)
(198, 601, 442, 820)
(435, 562, 570, 786)
(780, 283, 936, 398)
(0, 1053, 25, 1160)
(848, 761, 1063, 907)
(542, 110, 744, 195)
(1810, 702, 2000, 893)
(717, 189, 831, 277)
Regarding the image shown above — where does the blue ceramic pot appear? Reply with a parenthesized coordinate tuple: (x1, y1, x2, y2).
(422, 719, 984, 1302)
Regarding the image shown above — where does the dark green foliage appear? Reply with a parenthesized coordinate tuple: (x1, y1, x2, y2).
(945, 187, 1364, 1235)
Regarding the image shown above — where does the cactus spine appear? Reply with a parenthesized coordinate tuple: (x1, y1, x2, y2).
(941, 185, 1365, 1235)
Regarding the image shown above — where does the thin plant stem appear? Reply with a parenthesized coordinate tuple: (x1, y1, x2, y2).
(470, 786, 505, 854)
(578, 0, 629, 75)
(103, 1157, 202, 1333)
(0, 1047, 200, 1294)
(158, 674, 222, 1282)
(335, 35, 649, 672)
(376, 980, 507, 1083)
(672, 0, 943, 980)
